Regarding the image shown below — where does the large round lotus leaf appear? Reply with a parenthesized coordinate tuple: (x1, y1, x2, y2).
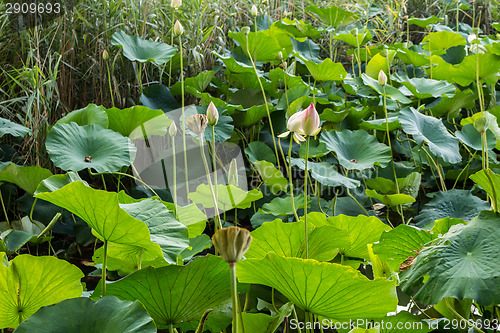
(0, 163, 52, 194)
(414, 189, 489, 227)
(91, 255, 231, 328)
(56, 104, 108, 127)
(112, 30, 177, 65)
(401, 211, 500, 305)
(45, 122, 136, 173)
(451, 53, 500, 86)
(246, 219, 350, 261)
(0, 254, 83, 329)
(290, 158, 360, 189)
(455, 123, 496, 151)
(372, 225, 434, 272)
(252, 161, 288, 194)
(422, 31, 466, 51)
(399, 107, 461, 163)
(306, 5, 358, 28)
(35, 182, 163, 258)
(13, 296, 156, 333)
(320, 129, 392, 170)
(105, 105, 171, 139)
(34, 171, 87, 195)
(301, 57, 347, 81)
(245, 141, 276, 164)
(395, 76, 455, 99)
(228, 31, 285, 62)
(188, 184, 263, 211)
(325, 215, 391, 260)
(470, 169, 500, 211)
(0, 117, 30, 138)
(238, 253, 397, 320)
(140, 84, 180, 113)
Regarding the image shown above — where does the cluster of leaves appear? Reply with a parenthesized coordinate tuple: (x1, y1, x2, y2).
(1, 2, 500, 333)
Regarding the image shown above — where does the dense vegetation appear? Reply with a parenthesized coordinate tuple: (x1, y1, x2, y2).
(1, 0, 500, 332)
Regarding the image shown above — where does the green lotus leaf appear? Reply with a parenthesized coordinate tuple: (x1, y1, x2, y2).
(372, 311, 433, 333)
(253, 160, 288, 194)
(212, 52, 255, 74)
(399, 107, 461, 163)
(0, 163, 52, 195)
(306, 5, 358, 28)
(180, 234, 212, 261)
(333, 29, 372, 48)
(422, 31, 466, 51)
(140, 84, 180, 113)
(259, 194, 308, 216)
(361, 74, 412, 104)
(170, 71, 215, 97)
(394, 75, 455, 99)
(290, 158, 360, 189)
(430, 89, 475, 118)
(300, 57, 347, 81)
(470, 169, 500, 211)
(326, 214, 391, 260)
(176, 203, 208, 237)
(0, 117, 30, 138)
(34, 172, 87, 195)
(396, 48, 429, 67)
(452, 53, 500, 86)
(298, 139, 328, 158)
(105, 105, 170, 139)
(112, 30, 176, 65)
(204, 115, 234, 142)
(431, 217, 466, 236)
(414, 189, 490, 227)
(360, 115, 401, 131)
(246, 219, 350, 261)
(366, 189, 416, 207)
(232, 104, 277, 127)
(320, 129, 392, 170)
(14, 296, 156, 333)
(0, 254, 83, 329)
(408, 15, 443, 27)
(92, 255, 231, 328)
(119, 199, 189, 263)
(35, 182, 162, 256)
(460, 111, 500, 149)
(365, 53, 395, 80)
(56, 104, 108, 127)
(455, 124, 496, 151)
(272, 18, 321, 40)
(401, 210, 500, 305)
(245, 141, 276, 164)
(228, 31, 285, 62)
(188, 184, 263, 211)
(45, 123, 136, 173)
(372, 225, 434, 272)
(238, 253, 397, 319)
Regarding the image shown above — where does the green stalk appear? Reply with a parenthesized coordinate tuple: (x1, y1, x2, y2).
(172, 135, 178, 214)
(101, 240, 108, 297)
(106, 60, 114, 107)
(0, 187, 10, 228)
(245, 34, 280, 169)
(211, 126, 218, 213)
(179, 35, 189, 198)
(37, 212, 61, 240)
(288, 140, 300, 222)
(230, 262, 242, 333)
(199, 137, 223, 230)
(304, 137, 310, 259)
(168, 10, 176, 87)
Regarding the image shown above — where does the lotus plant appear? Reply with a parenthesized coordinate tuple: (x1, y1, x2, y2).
(207, 101, 220, 223)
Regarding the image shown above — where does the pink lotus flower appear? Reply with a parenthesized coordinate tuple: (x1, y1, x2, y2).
(301, 103, 321, 136)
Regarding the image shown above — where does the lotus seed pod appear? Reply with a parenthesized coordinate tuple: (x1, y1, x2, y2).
(474, 116, 491, 133)
(206, 101, 219, 126)
(169, 121, 177, 137)
(251, 4, 258, 17)
(378, 70, 388, 86)
(241, 26, 250, 35)
(174, 20, 184, 36)
(185, 114, 208, 135)
(212, 227, 252, 264)
(171, 0, 181, 9)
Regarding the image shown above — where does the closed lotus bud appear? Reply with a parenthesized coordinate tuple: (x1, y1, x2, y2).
(212, 226, 252, 264)
(301, 103, 321, 136)
(206, 101, 219, 126)
(251, 4, 258, 17)
(378, 70, 387, 86)
(171, 0, 181, 9)
(468, 34, 478, 44)
(169, 121, 177, 137)
(185, 114, 208, 135)
(228, 158, 238, 187)
(102, 49, 109, 61)
(276, 51, 283, 62)
(241, 26, 250, 35)
(474, 116, 491, 133)
(174, 20, 184, 36)
(287, 110, 305, 133)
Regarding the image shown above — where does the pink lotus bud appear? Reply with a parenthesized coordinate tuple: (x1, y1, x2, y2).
(171, 0, 181, 9)
(301, 103, 321, 136)
(174, 20, 184, 36)
(251, 4, 258, 17)
(206, 101, 219, 126)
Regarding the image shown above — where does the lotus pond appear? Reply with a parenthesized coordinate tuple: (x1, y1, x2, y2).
(1, 0, 500, 332)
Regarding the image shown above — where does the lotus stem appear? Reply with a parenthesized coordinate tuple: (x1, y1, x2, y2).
(304, 137, 310, 259)
(172, 135, 178, 214)
(179, 35, 190, 199)
(211, 126, 218, 215)
(37, 212, 61, 240)
(105, 59, 114, 107)
(199, 137, 223, 230)
(101, 239, 108, 297)
(287, 140, 299, 222)
(0, 187, 9, 228)
(229, 262, 242, 333)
